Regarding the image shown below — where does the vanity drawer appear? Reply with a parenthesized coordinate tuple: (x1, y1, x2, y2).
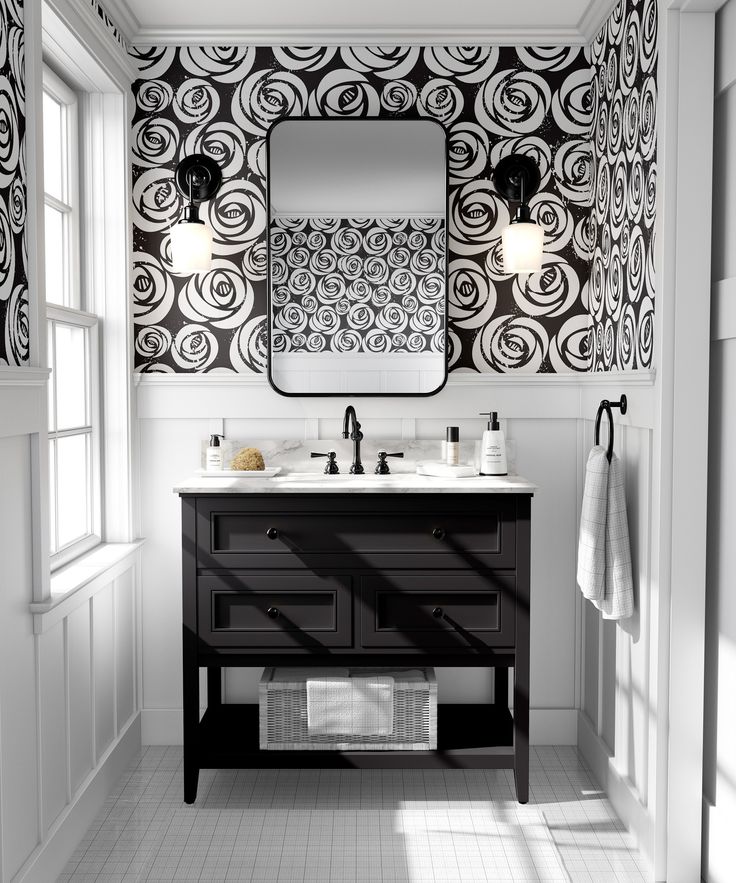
(195, 496, 516, 568)
(197, 573, 352, 648)
(359, 571, 516, 649)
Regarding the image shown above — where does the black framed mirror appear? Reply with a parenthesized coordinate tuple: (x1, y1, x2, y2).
(267, 119, 448, 396)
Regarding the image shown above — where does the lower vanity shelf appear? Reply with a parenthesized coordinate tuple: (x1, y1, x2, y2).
(195, 703, 515, 769)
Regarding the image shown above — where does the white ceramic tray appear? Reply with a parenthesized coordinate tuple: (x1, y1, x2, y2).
(197, 467, 281, 478)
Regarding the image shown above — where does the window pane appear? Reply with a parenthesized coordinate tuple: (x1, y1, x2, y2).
(43, 91, 64, 202)
(56, 433, 90, 549)
(49, 439, 57, 554)
(45, 205, 66, 306)
(53, 322, 88, 430)
(47, 320, 56, 431)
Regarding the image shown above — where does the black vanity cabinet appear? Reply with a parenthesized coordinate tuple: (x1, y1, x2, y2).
(180, 490, 533, 804)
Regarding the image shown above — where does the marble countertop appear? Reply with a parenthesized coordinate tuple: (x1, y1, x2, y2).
(174, 472, 536, 495)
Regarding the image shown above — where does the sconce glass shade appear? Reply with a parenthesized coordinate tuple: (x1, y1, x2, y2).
(171, 154, 222, 274)
(170, 220, 213, 274)
(501, 221, 544, 274)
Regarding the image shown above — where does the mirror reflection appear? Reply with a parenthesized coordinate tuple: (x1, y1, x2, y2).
(267, 119, 447, 395)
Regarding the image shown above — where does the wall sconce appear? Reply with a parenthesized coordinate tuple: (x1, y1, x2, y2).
(171, 154, 222, 274)
(493, 154, 543, 274)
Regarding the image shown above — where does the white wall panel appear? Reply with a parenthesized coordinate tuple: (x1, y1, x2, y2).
(577, 417, 656, 874)
(38, 626, 67, 835)
(601, 619, 616, 753)
(139, 419, 210, 725)
(583, 601, 599, 724)
(92, 587, 115, 759)
(619, 425, 652, 802)
(513, 418, 578, 711)
(115, 570, 136, 730)
(0, 435, 39, 880)
(67, 605, 93, 793)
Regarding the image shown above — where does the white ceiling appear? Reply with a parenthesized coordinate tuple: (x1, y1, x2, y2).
(105, 0, 620, 45)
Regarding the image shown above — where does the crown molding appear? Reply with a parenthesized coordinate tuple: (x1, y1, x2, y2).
(129, 26, 587, 47)
(577, 0, 619, 43)
(96, 0, 140, 42)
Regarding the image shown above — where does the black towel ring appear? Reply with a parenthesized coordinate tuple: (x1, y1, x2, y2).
(594, 395, 627, 462)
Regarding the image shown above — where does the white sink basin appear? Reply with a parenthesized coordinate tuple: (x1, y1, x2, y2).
(273, 472, 410, 486)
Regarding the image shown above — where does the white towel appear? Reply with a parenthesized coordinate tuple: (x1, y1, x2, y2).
(307, 676, 394, 735)
(577, 445, 634, 620)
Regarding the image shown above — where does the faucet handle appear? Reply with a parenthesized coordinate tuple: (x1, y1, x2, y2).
(311, 451, 340, 474)
(374, 450, 404, 475)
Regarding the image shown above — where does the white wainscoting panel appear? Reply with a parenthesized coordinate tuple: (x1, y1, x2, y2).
(93, 586, 116, 761)
(19, 556, 143, 883)
(116, 569, 137, 729)
(39, 625, 67, 834)
(67, 604, 93, 795)
(576, 418, 656, 876)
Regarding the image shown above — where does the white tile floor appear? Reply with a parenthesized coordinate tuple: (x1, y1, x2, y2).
(59, 746, 650, 882)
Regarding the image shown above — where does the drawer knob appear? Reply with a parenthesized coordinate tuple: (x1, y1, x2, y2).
(266, 527, 279, 540)
(267, 606, 280, 619)
(432, 606, 444, 619)
(432, 527, 446, 540)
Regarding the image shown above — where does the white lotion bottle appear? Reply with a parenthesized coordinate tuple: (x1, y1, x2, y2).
(446, 426, 460, 465)
(479, 412, 507, 476)
(205, 434, 224, 471)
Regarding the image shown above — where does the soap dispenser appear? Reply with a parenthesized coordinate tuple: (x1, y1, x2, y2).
(479, 412, 507, 476)
(205, 434, 224, 471)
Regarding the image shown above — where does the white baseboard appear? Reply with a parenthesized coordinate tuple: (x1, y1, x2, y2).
(142, 706, 577, 746)
(577, 711, 656, 881)
(16, 713, 141, 883)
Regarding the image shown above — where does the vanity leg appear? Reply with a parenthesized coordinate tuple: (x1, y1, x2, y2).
(513, 662, 529, 804)
(514, 495, 531, 804)
(182, 626, 200, 804)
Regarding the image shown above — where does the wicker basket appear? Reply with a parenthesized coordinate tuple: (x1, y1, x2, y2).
(259, 667, 437, 750)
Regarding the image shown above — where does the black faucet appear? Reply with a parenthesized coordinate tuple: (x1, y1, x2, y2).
(342, 405, 364, 474)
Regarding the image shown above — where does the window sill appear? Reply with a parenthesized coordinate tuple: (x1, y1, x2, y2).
(31, 540, 144, 633)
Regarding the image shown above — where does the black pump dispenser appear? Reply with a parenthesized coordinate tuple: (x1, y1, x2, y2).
(209, 434, 222, 447)
(479, 411, 500, 430)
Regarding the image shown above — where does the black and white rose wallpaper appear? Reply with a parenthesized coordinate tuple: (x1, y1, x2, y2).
(0, 0, 28, 367)
(131, 44, 602, 374)
(0, 0, 655, 375)
(271, 216, 445, 356)
(590, 0, 657, 371)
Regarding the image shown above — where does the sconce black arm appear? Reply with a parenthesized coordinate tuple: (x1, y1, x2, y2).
(493, 154, 541, 221)
(174, 154, 223, 219)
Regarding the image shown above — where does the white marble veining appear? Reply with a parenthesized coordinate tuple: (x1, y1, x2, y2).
(203, 437, 516, 475)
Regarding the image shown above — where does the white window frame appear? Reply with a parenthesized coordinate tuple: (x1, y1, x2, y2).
(43, 63, 103, 570)
(27, 0, 137, 602)
(47, 305, 102, 566)
(42, 65, 81, 310)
